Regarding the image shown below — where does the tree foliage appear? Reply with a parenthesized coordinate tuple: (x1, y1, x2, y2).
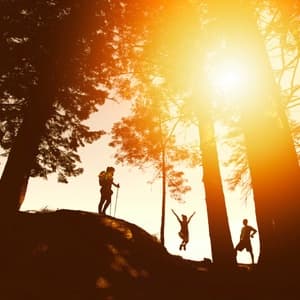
(109, 86, 200, 201)
(0, 1, 160, 186)
(0, 1, 169, 211)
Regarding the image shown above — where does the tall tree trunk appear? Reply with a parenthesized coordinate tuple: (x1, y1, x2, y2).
(0, 76, 55, 214)
(197, 97, 236, 268)
(209, 0, 300, 268)
(237, 3, 300, 270)
(240, 109, 281, 266)
(0, 2, 98, 216)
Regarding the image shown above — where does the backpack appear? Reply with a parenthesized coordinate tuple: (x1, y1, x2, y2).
(98, 171, 106, 186)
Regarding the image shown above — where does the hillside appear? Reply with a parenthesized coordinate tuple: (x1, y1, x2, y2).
(0, 210, 297, 300)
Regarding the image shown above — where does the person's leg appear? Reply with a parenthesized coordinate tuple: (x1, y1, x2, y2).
(183, 239, 188, 250)
(98, 194, 105, 214)
(235, 242, 242, 261)
(102, 196, 111, 214)
(250, 250, 254, 264)
(179, 240, 185, 250)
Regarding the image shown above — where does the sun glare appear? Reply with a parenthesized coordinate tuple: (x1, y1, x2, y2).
(210, 59, 248, 95)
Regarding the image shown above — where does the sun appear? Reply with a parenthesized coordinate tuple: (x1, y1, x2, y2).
(214, 62, 244, 92)
(209, 58, 249, 96)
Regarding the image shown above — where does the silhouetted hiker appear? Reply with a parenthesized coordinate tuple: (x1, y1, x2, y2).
(235, 218, 257, 264)
(98, 166, 120, 214)
(171, 209, 196, 251)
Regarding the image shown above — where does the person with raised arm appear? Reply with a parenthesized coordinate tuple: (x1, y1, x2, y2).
(171, 209, 196, 251)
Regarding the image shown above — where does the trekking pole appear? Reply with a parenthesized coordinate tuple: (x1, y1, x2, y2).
(113, 187, 119, 217)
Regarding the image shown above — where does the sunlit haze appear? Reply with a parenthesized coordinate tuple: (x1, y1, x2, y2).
(2, 1, 300, 268)
(211, 59, 247, 94)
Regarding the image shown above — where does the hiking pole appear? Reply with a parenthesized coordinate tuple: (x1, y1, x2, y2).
(113, 187, 119, 217)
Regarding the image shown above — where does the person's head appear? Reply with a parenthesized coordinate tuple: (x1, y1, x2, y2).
(182, 214, 187, 220)
(243, 219, 248, 226)
(106, 166, 115, 174)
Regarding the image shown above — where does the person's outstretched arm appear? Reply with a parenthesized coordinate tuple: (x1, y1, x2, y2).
(171, 209, 180, 222)
(113, 181, 120, 188)
(188, 211, 196, 223)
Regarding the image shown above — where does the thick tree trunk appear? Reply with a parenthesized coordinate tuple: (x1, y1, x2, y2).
(197, 99, 236, 268)
(209, 0, 300, 268)
(240, 110, 281, 266)
(241, 102, 300, 268)
(0, 76, 55, 214)
(238, 6, 300, 270)
(0, 2, 98, 215)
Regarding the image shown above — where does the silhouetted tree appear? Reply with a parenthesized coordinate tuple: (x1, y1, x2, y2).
(0, 1, 156, 213)
(195, 93, 237, 267)
(208, 0, 300, 268)
(109, 86, 198, 246)
(139, 1, 237, 266)
(0, 1, 113, 212)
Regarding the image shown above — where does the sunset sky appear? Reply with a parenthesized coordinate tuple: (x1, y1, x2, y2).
(2, 1, 300, 266)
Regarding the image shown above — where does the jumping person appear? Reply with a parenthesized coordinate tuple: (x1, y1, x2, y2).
(171, 209, 196, 251)
(98, 166, 120, 214)
(235, 219, 257, 264)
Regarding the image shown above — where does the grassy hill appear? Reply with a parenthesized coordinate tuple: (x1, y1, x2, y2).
(0, 210, 297, 300)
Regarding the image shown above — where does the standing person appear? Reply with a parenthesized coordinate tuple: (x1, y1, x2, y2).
(235, 219, 257, 264)
(171, 209, 196, 251)
(98, 166, 120, 215)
